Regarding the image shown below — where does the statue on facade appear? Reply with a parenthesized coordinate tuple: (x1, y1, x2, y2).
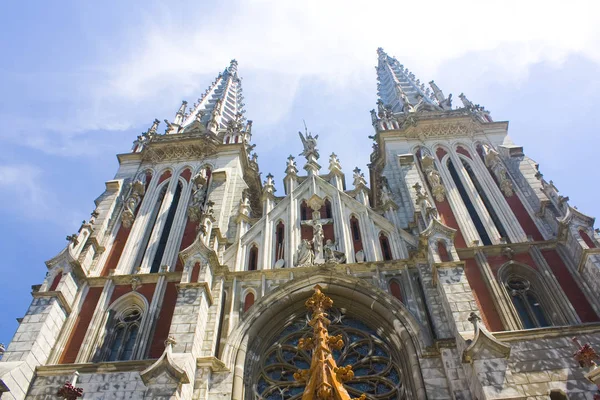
(324, 240, 346, 264)
(313, 222, 324, 258)
(483, 146, 514, 197)
(121, 174, 147, 229)
(294, 239, 314, 267)
(188, 171, 208, 222)
(298, 125, 319, 159)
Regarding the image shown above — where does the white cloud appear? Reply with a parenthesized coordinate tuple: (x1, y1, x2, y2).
(4, 0, 600, 155)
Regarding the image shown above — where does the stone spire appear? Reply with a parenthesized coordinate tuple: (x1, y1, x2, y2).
(177, 59, 247, 133)
(376, 47, 437, 114)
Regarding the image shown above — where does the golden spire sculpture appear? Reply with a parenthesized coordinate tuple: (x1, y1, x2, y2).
(293, 285, 366, 400)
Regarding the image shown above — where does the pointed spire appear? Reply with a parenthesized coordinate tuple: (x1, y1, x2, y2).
(376, 47, 436, 114)
(178, 60, 248, 134)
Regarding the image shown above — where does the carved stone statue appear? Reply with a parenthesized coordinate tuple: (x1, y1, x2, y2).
(294, 239, 314, 267)
(483, 146, 514, 197)
(313, 222, 324, 258)
(298, 128, 319, 160)
(121, 175, 147, 228)
(324, 240, 346, 264)
(188, 172, 208, 222)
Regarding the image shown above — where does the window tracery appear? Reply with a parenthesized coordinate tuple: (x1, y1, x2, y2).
(505, 276, 550, 329)
(254, 309, 405, 400)
(99, 306, 143, 362)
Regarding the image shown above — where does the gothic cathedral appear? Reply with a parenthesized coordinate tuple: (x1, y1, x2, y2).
(2, 49, 600, 400)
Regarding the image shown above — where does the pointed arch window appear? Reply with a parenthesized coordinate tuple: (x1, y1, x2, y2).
(350, 216, 364, 260)
(98, 306, 143, 362)
(300, 201, 310, 221)
(248, 245, 259, 271)
(244, 292, 255, 312)
(150, 182, 183, 273)
(389, 279, 403, 302)
(135, 185, 168, 271)
(461, 159, 510, 243)
(320, 199, 333, 219)
(505, 276, 550, 329)
(379, 233, 393, 261)
(447, 159, 492, 245)
(437, 241, 451, 262)
(225, 136, 230, 144)
(275, 221, 285, 264)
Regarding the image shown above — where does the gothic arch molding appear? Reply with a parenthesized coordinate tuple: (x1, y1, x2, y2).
(223, 272, 429, 400)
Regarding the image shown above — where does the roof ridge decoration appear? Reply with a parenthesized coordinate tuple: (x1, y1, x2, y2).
(293, 285, 366, 400)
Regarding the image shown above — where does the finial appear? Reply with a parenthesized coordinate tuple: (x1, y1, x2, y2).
(293, 286, 365, 400)
(66, 234, 79, 246)
(328, 153, 342, 171)
(286, 155, 298, 176)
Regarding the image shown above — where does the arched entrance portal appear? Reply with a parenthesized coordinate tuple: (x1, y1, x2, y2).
(223, 273, 428, 400)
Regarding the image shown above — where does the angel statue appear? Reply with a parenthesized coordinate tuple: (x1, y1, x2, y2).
(298, 122, 319, 160)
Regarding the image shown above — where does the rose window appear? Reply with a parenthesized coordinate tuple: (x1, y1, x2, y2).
(254, 309, 405, 400)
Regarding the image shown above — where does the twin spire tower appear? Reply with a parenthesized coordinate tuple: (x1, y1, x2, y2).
(2, 49, 600, 400)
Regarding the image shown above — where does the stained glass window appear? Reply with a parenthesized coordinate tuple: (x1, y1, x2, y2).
(253, 309, 405, 400)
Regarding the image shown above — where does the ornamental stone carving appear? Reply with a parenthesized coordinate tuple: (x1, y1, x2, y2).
(294, 239, 314, 267)
(421, 155, 446, 202)
(187, 172, 208, 223)
(121, 175, 147, 229)
(483, 145, 514, 197)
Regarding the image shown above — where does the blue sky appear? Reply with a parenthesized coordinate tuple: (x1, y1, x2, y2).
(1, 0, 599, 344)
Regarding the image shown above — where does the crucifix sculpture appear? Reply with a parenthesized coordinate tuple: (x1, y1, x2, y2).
(300, 195, 333, 264)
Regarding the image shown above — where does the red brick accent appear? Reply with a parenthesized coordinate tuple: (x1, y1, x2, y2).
(109, 284, 155, 306)
(49, 273, 62, 291)
(158, 170, 172, 184)
(463, 259, 504, 331)
(190, 262, 200, 283)
(175, 218, 199, 271)
(436, 148, 448, 160)
(389, 280, 402, 302)
(456, 146, 472, 159)
(505, 194, 544, 241)
(101, 226, 130, 276)
(180, 168, 192, 183)
(148, 282, 179, 358)
(541, 250, 599, 322)
(60, 287, 103, 364)
(579, 230, 596, 248)
(437, 241, 451, 262)
(486, 253, 537, 277)
(435, 199, 467, 248)
(244, 292, 255, 312)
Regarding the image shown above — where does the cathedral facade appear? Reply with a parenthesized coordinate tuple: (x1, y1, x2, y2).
(1, 49, 600, 400)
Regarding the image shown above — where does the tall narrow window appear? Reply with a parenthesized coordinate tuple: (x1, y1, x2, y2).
(275, 222, 285, 263)
(151, 182, 183, 273)
(461, 159, 510, 243)
(135, 186, 168, 271)
(244, 292, 255, 312)
(225, 136, 230, 144)
(389, 279, 403, 302)
(437, 241, 451, 262)
(379, 233, 393, 261)
(103, 307, 142, 362)
(321, 199, 333, 219)
(350, 216, 364, 257)
(248, 245, 258, 271)
(447, 159, 492, 245)
(579, 230, 596, 248)
(300, 201, 309, 221)
(506, 277, 550, 329)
